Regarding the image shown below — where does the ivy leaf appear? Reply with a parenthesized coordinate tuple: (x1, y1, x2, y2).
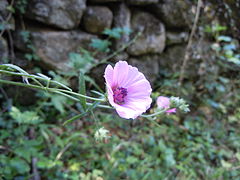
(10, 158, 30, 174)
(10, 107, 43, 124)
(0, 23, 5, 31)
(221, 160, 232, 168)
(90, 39, 111, 52)
(51, 95, 67, 114)
(20, 31, 30, 43)
(217, 36, 232, 42)
(103, 28, 122, 39)
(68, 50, 94, 73)
(6, 5, 15, 13)
(122, 27, 132, 35)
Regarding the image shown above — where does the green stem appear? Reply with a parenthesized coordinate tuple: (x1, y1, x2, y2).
(147, 117, 163, 128)
(0, 79, 105, 102)
(0, 69, 71, 91)
(141, 109, 166, 118)
(92, 32, 141, 68)
(91, 110, 101, 130)
(0, 69, 45, 88)
(87, 103, 112, 109)
(56, 89, 105, 102)
(55, 91, 112, 109)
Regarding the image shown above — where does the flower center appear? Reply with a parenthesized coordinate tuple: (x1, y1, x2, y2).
(113, 87, 127, 105)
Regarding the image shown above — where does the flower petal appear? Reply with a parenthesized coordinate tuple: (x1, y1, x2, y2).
(106, 84, 115, 107)
(113, 61, 129, 87)
(104, 64, 114, 86)
(166, 108, 177, 115)
(115, 105, 141, 119)
(127, 79, 152, 98)
(121, 66, 145, 88)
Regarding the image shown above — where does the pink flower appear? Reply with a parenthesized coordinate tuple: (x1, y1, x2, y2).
(104, 61, 152, 119)
(166, 108, 176, 115)
(157, 96, 176, 115)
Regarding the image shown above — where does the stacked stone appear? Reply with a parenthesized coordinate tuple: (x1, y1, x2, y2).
(11, 0, 194, 83)
(0, 0, 12, 62)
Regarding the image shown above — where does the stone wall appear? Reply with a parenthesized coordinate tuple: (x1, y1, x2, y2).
(1, 0, 196, 84)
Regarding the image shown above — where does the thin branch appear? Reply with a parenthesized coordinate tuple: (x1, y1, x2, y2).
(0, 0, 15, 37)
(31, 158, 40, 180)
(7, 30, 15, 62)
(91, 32, 141, 68)
(55, 143, 72, 162)
(0, 79, 112, 109)
(178, 0, 203, 86)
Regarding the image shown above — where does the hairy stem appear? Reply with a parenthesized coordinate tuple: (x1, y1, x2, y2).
(0, 79, 105, 102)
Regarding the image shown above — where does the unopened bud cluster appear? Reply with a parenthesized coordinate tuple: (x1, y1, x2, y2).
(170, 97, 190, 113)
(94, 127, 110, 141)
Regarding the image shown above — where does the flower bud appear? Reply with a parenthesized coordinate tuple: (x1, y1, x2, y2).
(170, 96, 190, 113)
(94, 127, 110, 141)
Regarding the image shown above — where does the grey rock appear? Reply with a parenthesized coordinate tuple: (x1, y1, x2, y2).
(0, 0, 15, 31)
(26, 0, 86, 29)
(14, 29, 96, 71)
(152, 0, 194, 29)
(166, 31, 189, 46)
(159, 45, 186, 73)
(113, 3, 131, 49)
(89, 63, 107, 90)
(0, 37, 8, 62)
(158, 43, 204, 78)
(127, 0, 158, 5)
(0, 0, 8, 18)
(127, 11, 165, 56)
(129, 55, 159, 85)
(89, 0, 122, 3)
(83, 6, 113, 34)
(112, 52, 129, 62)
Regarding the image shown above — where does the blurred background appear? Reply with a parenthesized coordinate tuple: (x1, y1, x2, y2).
(0, 0, 240, 179)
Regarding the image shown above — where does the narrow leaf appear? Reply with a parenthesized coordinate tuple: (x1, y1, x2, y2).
(79, 72, 87, 110)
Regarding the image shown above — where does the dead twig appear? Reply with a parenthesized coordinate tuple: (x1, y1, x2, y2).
(0, 0, 15, 37)
(7, 30, 15, 62)
(178, 0, 203, 86)
(29, 128, 41, 180)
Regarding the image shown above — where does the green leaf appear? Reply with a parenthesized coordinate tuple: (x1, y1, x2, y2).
(49, 71, 71, 89)
(214, 25, 227, 32)
(79, 72, 87, 110)
(10, 158, 30, 174)
(0, 23, 5, 31)
(6, 5, 15, 13)
(103, 28, 122, 39)
(217, 35, 232, 42)
(20, 31, 30, 43)
(51, 95, 67, 114)
(122, 27, 132, 35)
(221, 160, 232, 168)
(10, 107, 43, 124)
(25, 53, 33, 61)
(90, 39, 111, 52)
(236, 152, 240, 161)
(68, 51, 94, 73)
(14, 147, 31, 162)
